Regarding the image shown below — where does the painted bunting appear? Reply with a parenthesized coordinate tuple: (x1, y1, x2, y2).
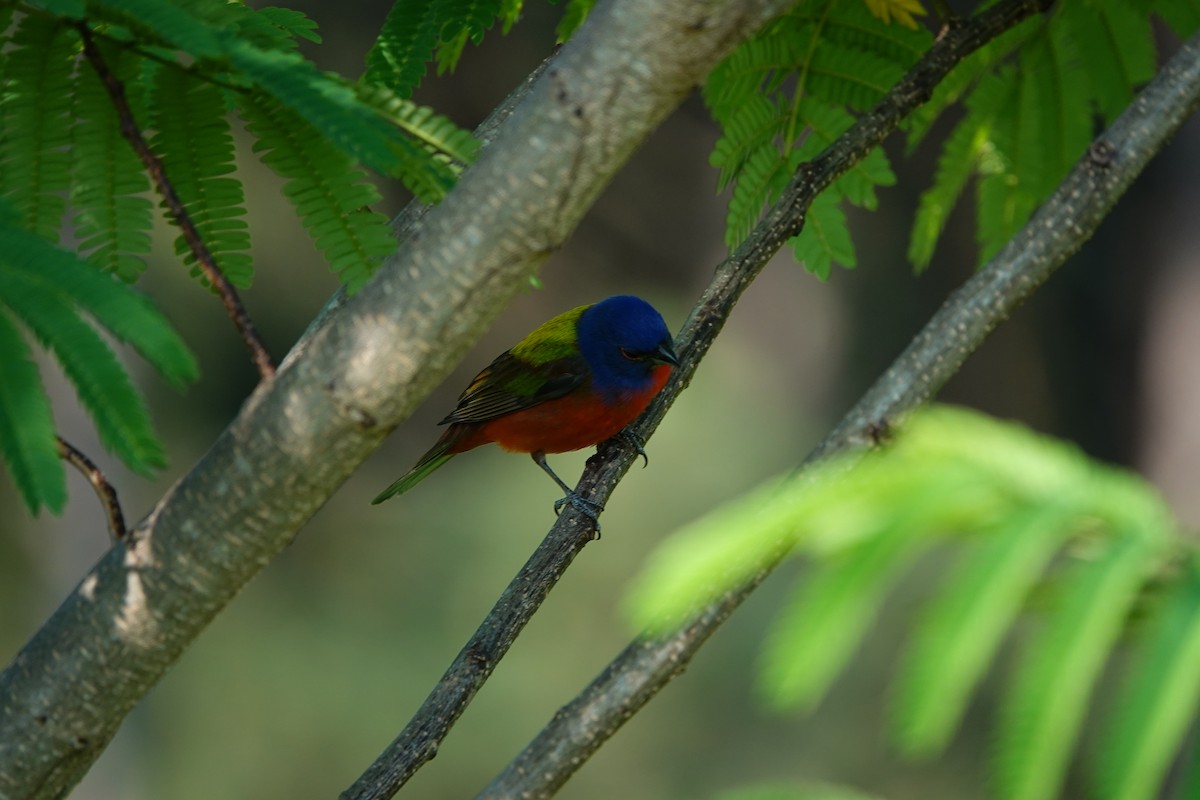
(371, 295, 679, 518)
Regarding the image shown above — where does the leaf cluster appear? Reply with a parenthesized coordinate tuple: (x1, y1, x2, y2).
(704, 0, 1200, 278)
(628, 406, 1200, 800)
(0, 0, 487, 514)
(705, 0, 923, 279)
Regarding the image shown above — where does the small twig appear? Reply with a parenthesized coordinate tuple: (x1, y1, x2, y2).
(75, 24, 275, 380)
(341, 2, 1047, 798)
(478, 21, 1200, 800)
(56, 437, 126, 542)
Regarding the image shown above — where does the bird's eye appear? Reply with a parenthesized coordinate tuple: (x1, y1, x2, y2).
(620, 348, 640, 361)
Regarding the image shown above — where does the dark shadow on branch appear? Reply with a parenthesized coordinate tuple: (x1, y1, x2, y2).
(341, 1, 1049, 798)
(478, 24, 1200, 800)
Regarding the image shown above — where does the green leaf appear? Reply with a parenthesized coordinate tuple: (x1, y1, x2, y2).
(903, 15, 1037, 150)
(0, 14, 76, 241)
(150, 65, 252, 287)
(710, 95, 786, 191)
(724, 143, 788, 247)
(363, 0, 441, 99)
(556, 0, 596, 41)
(624, 474, 807, 634)
(229, 42, 404, 178)
(355, 84, 479, 167)
(1057, 0, 1156, 123)
(994, 534, 1158, 800)
(1155, 0, 1200, 36)
(758, 496, 938, 711)
(87, 0, 224, 58)
(240, 96, 398, 291)
(434, 0, 504, 74)
(70, 38, 154, 281)
(890, 503, 1076, 756)
(0, 218, 198, 389)
(29, 0, 86, 17)
(1091, 560, 1200, 800)
(790, 191, 855, 280)
(0, 310, 64, 514)
(907, 113, 984, 272)
(234, 6, 321, 51)
(0, 257, 166, 475)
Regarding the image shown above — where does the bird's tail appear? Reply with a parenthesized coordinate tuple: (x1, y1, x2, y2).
(370, 448, 454, 505)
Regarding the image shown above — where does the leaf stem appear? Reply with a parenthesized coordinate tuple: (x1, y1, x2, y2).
(75, 23, 275, 380)
(56, 436, 126, 542)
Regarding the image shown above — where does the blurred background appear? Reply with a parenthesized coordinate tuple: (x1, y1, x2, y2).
(3, 2, 1199, 798)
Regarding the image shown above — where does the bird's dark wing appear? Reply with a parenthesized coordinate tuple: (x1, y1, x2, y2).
(439, 350, 589, 425)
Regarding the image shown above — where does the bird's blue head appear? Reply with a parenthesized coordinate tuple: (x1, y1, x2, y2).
(576, 295, 678, 397)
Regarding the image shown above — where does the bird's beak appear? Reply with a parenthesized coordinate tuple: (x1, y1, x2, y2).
(651, 341, 680, 367)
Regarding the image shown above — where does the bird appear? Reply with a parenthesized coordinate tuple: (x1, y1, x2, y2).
(370, 295, 679, 520)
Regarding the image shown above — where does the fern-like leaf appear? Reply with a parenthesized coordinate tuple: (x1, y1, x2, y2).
(356, 83, 479, 168)
(1155, 0, 1200, 36)
(435, 0, 505, 74)
(240, 96, 397, 291)
(795, 98, 895, 210)
(790, 191, 855, 280)
(758, 497, 938, 711)
(150, 65, 252, 287)
(229, 42, 405, 179)
(0, 308, 64, 514)
(230, 6, 321, 52)
(555, 0, 597, 41)
(704, 3, 909, 263)
(724, 143, 789, 247)
(87, 0, 225, 58)
(889, 503, 1076, 755)
(0, 213, 197, 388)
(0, 14, 76, 241)
(907, 111, 984, 272)
(1058, 0, 1156, 123)
(70, 39, 154, 281)
(993, 534, 1158, 800)
(0, 255, 166, 475)
(1091, 560, 1200, 800)
(363, 0, 441, 99)
(710, 95, 787, 191)
(31, 0, 86, 17)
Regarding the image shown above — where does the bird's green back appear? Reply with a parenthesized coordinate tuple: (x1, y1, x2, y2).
(509, 303, 588, 366)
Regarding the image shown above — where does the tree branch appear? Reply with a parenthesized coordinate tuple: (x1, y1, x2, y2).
(479, 26, 1200, 800)
(340, 2, 1046, 798)
(0, 1, 791, 796)
(55, 437, 126, 542)
(75, 24, 276, 380)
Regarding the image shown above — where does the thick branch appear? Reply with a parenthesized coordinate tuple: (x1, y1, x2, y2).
(76, 24, 276, 380)
(341, 2, 1045, 798)
(0, 0, 791, 797)
(480, 27, 1200, 800)
(55, 437, 126, 542)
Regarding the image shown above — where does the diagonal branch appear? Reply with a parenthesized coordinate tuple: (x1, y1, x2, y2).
(341, 1, 1046, 798)
(479, 25, 1200, 800)
(76, 24, 276, 380)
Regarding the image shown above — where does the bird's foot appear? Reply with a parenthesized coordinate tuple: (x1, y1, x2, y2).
(553, 491, 605, 530)
(614, 429, 649, 468)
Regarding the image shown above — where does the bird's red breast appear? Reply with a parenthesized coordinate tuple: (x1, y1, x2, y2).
(453, 363, 672, 455)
